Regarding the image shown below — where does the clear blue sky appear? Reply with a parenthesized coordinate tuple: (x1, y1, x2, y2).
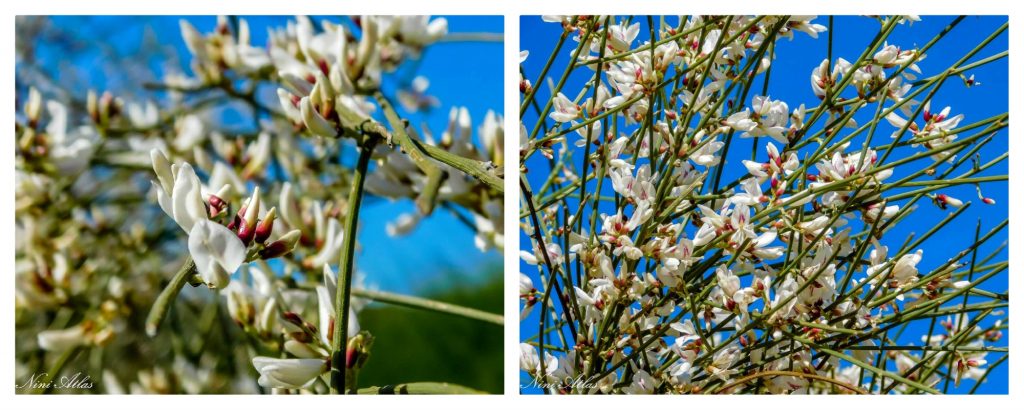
(520, 15, 1007, 394)
(31, 15, 504, 295)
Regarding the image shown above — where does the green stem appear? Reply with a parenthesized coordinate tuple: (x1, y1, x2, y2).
(356, 382, 486, 394)
(374, 91, 448, 215)
(330, 139, 377, 394)
(145, 257, 197, 337)
(351, 288, 503, 326)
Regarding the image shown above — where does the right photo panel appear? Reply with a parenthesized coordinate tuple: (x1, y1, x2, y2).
(518, 15, 1008, 394)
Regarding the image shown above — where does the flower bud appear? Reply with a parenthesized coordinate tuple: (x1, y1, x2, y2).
(179, 19, 206, 58)
(255, 207, 277, 244)
(238, 187, 261, 244)
(355, 17, 378, 76)
(260, 229, 301, 259)
(87, 90, 99, 122)
(37, 325, 88, 352)
(282, 311, 304, 327)
(346, 331, 374, 370)
(935, 193, 963, 209)
(314, 72, 335, 116)
(150, 149, 174, 194)
(277, 88, 303, 123)
(99, 91, 118, 125)
(300, 96, 338, 138)
(208, 194, 227, 213)
(25, 87, 42, 126)
(284, 339, 321, 358)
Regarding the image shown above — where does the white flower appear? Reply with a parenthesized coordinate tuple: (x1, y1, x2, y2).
(573, 286, 605, 324)
(891, 249, 923, 286)
(310, 217, 344, 268)
(725, 110, 756, 132)
(37, 325, 86, 352)
(251, 356, 326, 389)
(873, 43, 899, 65)
(520, 243, 570, 266)
(519, 273, 535, 295)
(395, 16, 448, 48)
(715, 265, 741, 298)
(519, 342, 557, 380)
(690, 134, 724, 167)
(708, 345, 740, 381)
(479, 110, 504, 162)
(173, 114, 205, 152)
(317, 265, 361, 346)
(300, 96, 338, 138)
(386, 212, 421, 237)
(519, 343, 540, 374)
(955, 343, 989, 387)
(811, 58, 851, 99)
(622, 369, 656, 394)
(604, 21, 640, 52)
(670, 321, 699, 347)
(44, 100, 98, 175)
(573, 120, 602, 148)
(127, 100, 159, 128)
(188, 219, 246, 289)
(151, 149, 209, 233)
(785, 16, 827, 39)
(549, 93, 579, 123)
(519, 273, 536, 321)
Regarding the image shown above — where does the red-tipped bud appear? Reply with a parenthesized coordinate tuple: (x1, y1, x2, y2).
(282, 311, 303, 327)
(259, 229, 301, 260)
(254, 207, 277, 244)
(208, 194, 226, 211)
(238, 223, 255, 245)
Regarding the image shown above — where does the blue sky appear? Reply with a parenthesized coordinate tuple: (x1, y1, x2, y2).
(29, 15, 504, 295)
(520, 15, 1007, 394)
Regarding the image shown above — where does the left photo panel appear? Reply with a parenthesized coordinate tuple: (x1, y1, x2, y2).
(14, 15, 505, 394)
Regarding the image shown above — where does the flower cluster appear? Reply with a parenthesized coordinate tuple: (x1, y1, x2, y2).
(519, 15, 1006, 394)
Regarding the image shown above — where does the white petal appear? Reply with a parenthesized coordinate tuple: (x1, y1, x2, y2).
(252, 357, 325, 389)
(188, 219, 246, 289)
(171, 163, 208, 232)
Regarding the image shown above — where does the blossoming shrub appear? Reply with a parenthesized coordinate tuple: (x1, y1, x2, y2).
(15, 15, 503, 394)
(519, 15, 1007, 394)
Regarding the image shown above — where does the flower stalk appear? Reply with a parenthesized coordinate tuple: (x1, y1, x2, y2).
(329, 138, 377, 394)
(144, 257, 197, 337)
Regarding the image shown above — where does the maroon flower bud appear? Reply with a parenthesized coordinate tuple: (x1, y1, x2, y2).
(282, 311, 303, 327)
(208, 194, 226, 211)
(346, 346, 357, 369)
(259, 229, 301, 260)
(237, 223, 255, 245)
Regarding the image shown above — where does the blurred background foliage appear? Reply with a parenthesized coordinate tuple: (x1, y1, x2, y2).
(359, 266, 503, 393)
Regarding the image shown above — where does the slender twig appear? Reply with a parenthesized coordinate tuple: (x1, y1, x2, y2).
(145, 257, 197, 337)
(374, 91, 448, 215)
(330, 138, 377, 394)
(352, 288, 503, 326)
(356, 382, 485, 394)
